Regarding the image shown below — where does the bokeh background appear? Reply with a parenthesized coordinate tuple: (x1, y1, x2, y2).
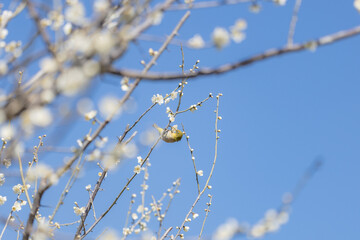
(1, 0, 360, 239)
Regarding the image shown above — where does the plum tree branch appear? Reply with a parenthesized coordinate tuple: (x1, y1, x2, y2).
(107, 25, 360, 81)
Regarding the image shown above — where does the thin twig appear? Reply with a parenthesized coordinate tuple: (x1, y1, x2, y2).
(17, 154, 32, 210)
(183, 125, 200, 194)
(287, 0, 303, 46)
(198, 195, 212, 239)
(174, 94, 222, 239)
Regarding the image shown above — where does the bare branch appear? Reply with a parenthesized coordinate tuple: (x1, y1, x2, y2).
(107, 25, 360, 80)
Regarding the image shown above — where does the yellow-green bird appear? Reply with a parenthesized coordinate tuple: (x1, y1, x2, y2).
(153, 124, 183, 143)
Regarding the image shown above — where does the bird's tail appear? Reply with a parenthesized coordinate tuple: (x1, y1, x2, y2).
(153, 123, 163, 134)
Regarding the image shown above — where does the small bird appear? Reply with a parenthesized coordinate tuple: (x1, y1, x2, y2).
(153, 123, 183, 143)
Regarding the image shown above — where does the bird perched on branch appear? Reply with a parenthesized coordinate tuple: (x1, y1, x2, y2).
(153, 124, 183, 143)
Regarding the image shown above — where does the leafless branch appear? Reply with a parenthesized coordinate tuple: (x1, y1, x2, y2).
(108, 25, 360, 80)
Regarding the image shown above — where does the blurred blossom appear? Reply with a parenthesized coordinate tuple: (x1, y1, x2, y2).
(0, 28, 8, 39)
(121, 77, 130, 91)
(27, 164, 58, 185)
(355, 0, 360, 12)
(274, 0, 287, 6)
(212, 218, 243, 240)
(94, 0, 110, 13)
(150, 11, 163, 25)
(40, 90, 56, 107)
(66, 32, 94, 56)
(99, 96, 121, 118)
(103, 155, 119, 170)
(249, 4, 261, 13)
(249, 209, 290, 238)
(32, 217, 52, 240)
(230, 19, 247, 43)
(86, 149, 101, 161)
(0, 173, 4, 186)
(40, 57, 58, 73)
(250, 224, 266, 238)
(28, 107, 53, 127)
(95, 137, 108, 148)
(0, 11, 13, 27)
(0, 60, 8, 75)
(102, 230, 120, 240)
(82, 60, 100, 77)
(188, 34, 205, 49)
(212, 27, 230, 49)
(93, 31, 116, 56)
(0, 125, 15, 140)
(76, 98, 94, 116)
(5, 41, 21, 55)
(65, 2, 86, 25)
(57, 67, 88, 95)
(48, 10, 64, 30)
(123, 142, 138, 158)
(141, 231, 156, 240)
(63, 22, 72, 35)
(140, 128, 158, 146)
(0, 195, 6, 205)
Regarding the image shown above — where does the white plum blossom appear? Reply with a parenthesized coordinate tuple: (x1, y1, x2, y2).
(151, 94, 164, 105)
(188, 34, 205, 49)
(0, 195, 6, 205)
(170, 91, 178, 100)
(74, 206, 86, 216)
(84, 110, 97, 121)
(212, 27, 230, 49)
(134, 165, 141, 174)
(121, 77, 130, 91)
(12, 200, 26, 212)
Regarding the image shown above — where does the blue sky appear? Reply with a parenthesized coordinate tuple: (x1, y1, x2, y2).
(1, 0, 360, 239)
